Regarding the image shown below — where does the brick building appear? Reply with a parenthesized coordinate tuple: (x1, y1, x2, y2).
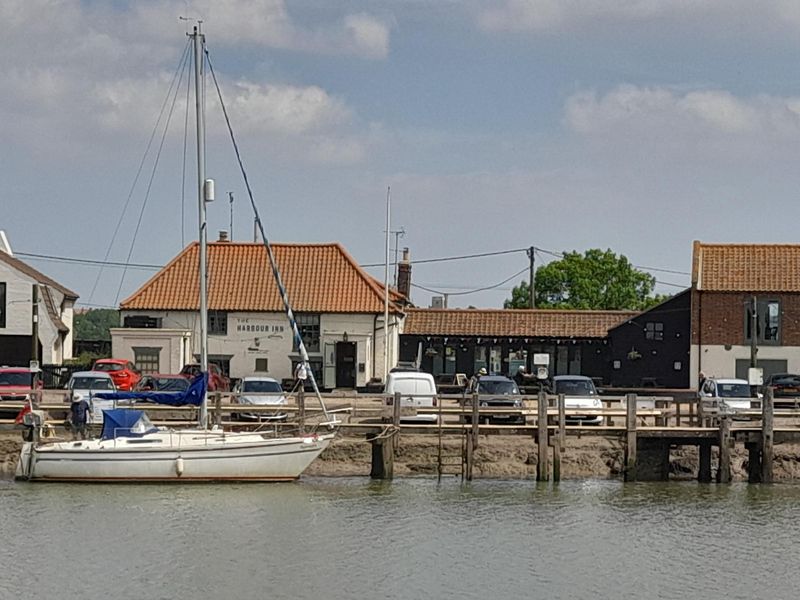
(690, 241, 800, 387)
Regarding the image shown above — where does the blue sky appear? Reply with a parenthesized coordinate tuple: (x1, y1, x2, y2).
(5, 0, 800, 309)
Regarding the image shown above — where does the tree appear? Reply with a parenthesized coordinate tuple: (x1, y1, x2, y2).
(504, 249, 661, 311)
(74, 309, 120, 341)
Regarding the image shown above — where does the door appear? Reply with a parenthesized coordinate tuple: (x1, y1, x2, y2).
(335, 342, 357, 388)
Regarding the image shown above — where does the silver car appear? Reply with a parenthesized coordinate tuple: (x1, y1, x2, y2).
(232, 376, 288, 421)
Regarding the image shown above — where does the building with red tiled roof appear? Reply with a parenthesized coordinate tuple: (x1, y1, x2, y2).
(112, 241, 407, 388)
(400, 307, 637, 381)
(0, 232, 79, 366)
(691, 241, 800, 387)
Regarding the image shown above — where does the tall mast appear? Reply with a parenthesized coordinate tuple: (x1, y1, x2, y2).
(383, 186, 391, 382)
(193, 24, 209, 428)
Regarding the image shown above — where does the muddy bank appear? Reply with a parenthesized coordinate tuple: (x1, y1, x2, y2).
(5, 429, 800, 481)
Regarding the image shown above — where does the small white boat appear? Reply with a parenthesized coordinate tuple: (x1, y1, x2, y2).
(17, 412, 333, 482)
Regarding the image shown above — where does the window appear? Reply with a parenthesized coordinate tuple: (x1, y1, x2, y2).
(645, 322, 664, 341)
(0, 282, 5, 328)
(123, 315, 161, 328)
(745, 300, 781, 344)
(133, 347, 160, 374)
(294, 314, 320, 352)
(208, 310, 228, 335)
(255, 358, 268, 372)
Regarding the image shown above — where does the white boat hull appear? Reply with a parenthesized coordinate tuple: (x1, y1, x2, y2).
(16, 429, 334, 482)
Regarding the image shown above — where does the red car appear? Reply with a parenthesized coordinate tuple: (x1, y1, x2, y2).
(92, 359, 142, 391)
(180, 363, 230, 392)
(0, 367, 40, 401)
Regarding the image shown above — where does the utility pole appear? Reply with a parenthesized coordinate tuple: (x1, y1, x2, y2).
(528, 246, 535, 309)
(750, 295, 758, 368)
(228, 192, 234, 240)
(391, 227, 406, 287)
(31, 284, 39, 388)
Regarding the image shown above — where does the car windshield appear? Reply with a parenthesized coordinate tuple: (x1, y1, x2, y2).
(71, 377, 113, 391)
(554, 379, 596, 396)
(151, 377, 189, 392)
(718, 383, 751, 398)
(242, 380, 282, 393)
(477, 380, 518, 395)
(772, 375, 800, 385)
(95, 363, 123, 372)
(0, 372, 31, 386)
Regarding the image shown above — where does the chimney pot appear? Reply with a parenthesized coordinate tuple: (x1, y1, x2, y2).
(218, 231, 229, 242)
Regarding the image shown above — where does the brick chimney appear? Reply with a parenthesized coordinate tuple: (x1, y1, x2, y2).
(218, 230, 230, 242)
(397, 247, 411, 300)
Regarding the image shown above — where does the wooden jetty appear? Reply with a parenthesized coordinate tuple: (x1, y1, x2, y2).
(2, 387, 795, 484)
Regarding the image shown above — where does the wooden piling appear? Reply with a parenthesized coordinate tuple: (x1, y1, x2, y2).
(624, 393, 637, 482)
(746, 442, 761, 483)
(465, 432, 474, 481)
(717, 416, 731, 483)
(761, 386, 774, 484)
(557, 393, 566, 447)
(297, 387, 305, 433)
(551, 438, 561, 482)
(392, 391, 401, 451)
(698, 442, 712, 483)
(536, 390, 549, 481)
(368, 432, 394, 479)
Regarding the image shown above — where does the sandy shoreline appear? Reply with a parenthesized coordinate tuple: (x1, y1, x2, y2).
(6, 428, 800, 481)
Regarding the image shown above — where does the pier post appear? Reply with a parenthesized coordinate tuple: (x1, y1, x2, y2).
(465, 432, 474, 481)
(746, 442, 762, 483)
(536, 390, 549, 481)
(698, 442, 712, 483)
(761, 386, 774, 483)
(717, 416, 731, 483)
(368, 432, 394, 479)
(392, 391, 402, 451)
(557, 393, 566, 447)
(297, 387, 305, 433)
(214, 392, 222, 427)
(624, 393, 637, 481)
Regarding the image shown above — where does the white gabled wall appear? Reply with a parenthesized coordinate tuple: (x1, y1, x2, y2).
(113, 309, 404, 387)
(691, 343, 800, 384)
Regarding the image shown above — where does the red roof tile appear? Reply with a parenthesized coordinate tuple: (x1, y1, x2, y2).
(403, 308, 637, 338)
(121, 242, 404, 313)
(692, 241, 800, 292)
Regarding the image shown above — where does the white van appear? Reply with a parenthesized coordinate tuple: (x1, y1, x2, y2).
(383, 372, 438, 423)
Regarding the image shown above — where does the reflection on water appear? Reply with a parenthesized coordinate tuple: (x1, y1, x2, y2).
(1, 477, 798, 600)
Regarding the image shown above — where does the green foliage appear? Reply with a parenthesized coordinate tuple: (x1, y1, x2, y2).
(74, 309, 120, 341)
(505, 249, 661, 311)
(66, 351, 107, 369)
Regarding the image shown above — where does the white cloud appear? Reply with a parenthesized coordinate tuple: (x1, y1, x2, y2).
(565, 85, 800, 141)
(476, 0, 800, 34)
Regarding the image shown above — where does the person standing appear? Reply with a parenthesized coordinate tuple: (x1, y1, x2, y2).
(469, 367, 487, 393)
(69, 395, 90, 440)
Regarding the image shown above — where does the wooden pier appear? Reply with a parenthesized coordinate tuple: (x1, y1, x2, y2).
(2, 387, 795, 483)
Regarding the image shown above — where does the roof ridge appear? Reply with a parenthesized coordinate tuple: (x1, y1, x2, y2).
(0, 250, 79, 299)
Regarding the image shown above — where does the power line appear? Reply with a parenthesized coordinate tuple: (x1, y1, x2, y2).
(412, 267, 529, 297)
(14, 252, 162, 270)
(361, 247, 527, 268)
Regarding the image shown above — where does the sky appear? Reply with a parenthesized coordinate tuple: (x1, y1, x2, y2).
(5, 0, 800, 310)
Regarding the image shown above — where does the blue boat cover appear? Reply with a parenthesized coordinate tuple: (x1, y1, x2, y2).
(94, 373, 207, 406)
(101, 409, 158, 440)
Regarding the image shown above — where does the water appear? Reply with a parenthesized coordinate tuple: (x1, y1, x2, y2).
(0, 477, 798, 600)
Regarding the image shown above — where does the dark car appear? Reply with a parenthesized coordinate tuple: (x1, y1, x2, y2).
(763, 373, 800, 398)
(135, 374, 191, 393)
(461, 375, 524, 425)
(180, 363, 230, 391)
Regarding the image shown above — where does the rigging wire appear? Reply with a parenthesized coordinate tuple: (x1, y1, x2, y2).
(181, 40, 193, 249)
(87, 38, 192, 306)
(113, 42, 193, 305)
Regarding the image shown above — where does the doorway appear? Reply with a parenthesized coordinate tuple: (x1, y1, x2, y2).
(335, 342, 357, 388)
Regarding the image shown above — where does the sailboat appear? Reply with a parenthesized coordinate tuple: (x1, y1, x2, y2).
(15, 26, 336, 482)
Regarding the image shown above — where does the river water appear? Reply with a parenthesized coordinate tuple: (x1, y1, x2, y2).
(0, 477, 797, 600)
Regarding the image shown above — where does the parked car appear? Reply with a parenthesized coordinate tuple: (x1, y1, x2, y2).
(700, 377, 759, 417)
(67, 371, 117, 423)
(92, 358, 142, 391)
(552, 375, 604, 425)
(763, 373, 800, 405)
(383, 371, 438, 423)
(180, 363, 230, 391)
(231, 376, 288, 421)
(135, 374, 190, 393)
(461, 375, 524, 425)
(0, 367, 38, 401)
